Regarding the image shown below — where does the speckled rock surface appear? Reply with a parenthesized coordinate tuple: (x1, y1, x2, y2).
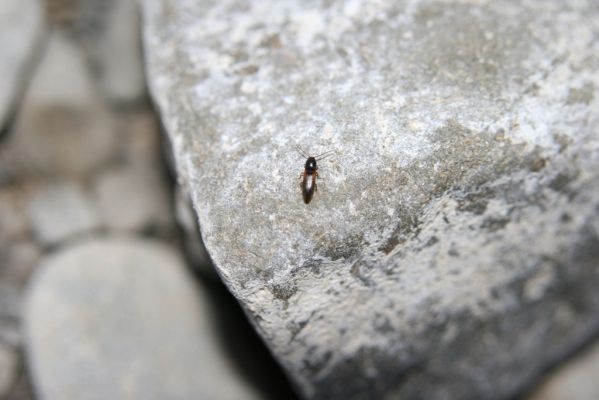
(143, 1, 599, 398)
(0, 0, 44, 132)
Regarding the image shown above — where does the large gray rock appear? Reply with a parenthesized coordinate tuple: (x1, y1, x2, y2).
(0, 0, 44, 133)
(24, 237, 262, 400)
(143, 1, 599, 399)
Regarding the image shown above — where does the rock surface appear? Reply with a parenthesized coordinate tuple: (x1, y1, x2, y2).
(24, 238, 262, 400)
(143, 0, 599, 398)
(0, 0, 44, 133)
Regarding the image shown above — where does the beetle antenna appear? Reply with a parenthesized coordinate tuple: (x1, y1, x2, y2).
(315, 150, 335, 160)
(295, 145, 309, 158)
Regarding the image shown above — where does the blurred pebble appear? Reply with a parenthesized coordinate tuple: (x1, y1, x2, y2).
(0, 342, 18, 397)
(24, 237, 262, 400)
(0, 31, 117, 179)
(57, 0, 147, 104)
(0, 319, 21, 348)
(0, 0, 44, 132)
(27, 182, 99, 246)
(0, 283, 21, 320)
(0, 242, 41, 288)
(0, 191, 29, 243)
(89, 0, 146, 104)
(94, 163, 172, 234)
(116, 109, 162, 165)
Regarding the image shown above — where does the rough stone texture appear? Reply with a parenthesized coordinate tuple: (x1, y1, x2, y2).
(0, 0, 44, 133)
(27, 182, 100, 246)
(528, 339, 599, 400)
(144, 0, 599, 399)
(24, 237, 262, 400)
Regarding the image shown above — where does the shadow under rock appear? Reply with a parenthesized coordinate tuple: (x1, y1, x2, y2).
(194, 269, 300, 400)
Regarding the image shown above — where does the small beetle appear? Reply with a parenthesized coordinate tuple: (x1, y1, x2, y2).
(296, 146, 334, 204)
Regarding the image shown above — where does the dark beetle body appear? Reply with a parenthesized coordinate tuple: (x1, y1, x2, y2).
(300, 156, 318, 204)
(296, 146, 333, 204)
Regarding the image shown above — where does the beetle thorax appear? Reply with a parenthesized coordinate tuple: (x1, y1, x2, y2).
(305, 157, 317, 173)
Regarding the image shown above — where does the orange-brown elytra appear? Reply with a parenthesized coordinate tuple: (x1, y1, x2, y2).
(296, 146, 334, 204)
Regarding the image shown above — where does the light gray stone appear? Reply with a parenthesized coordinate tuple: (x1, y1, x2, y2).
(143, 0, 599, 399)
(528, 340, 599, 400)
(94, 163, 172, 233)
(0, 342, 18, 397)
(0, 0, 44, 132)
(0, 31, 118, 179)
(27, 182, 100, 246)
(24, 237, 262, 400)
